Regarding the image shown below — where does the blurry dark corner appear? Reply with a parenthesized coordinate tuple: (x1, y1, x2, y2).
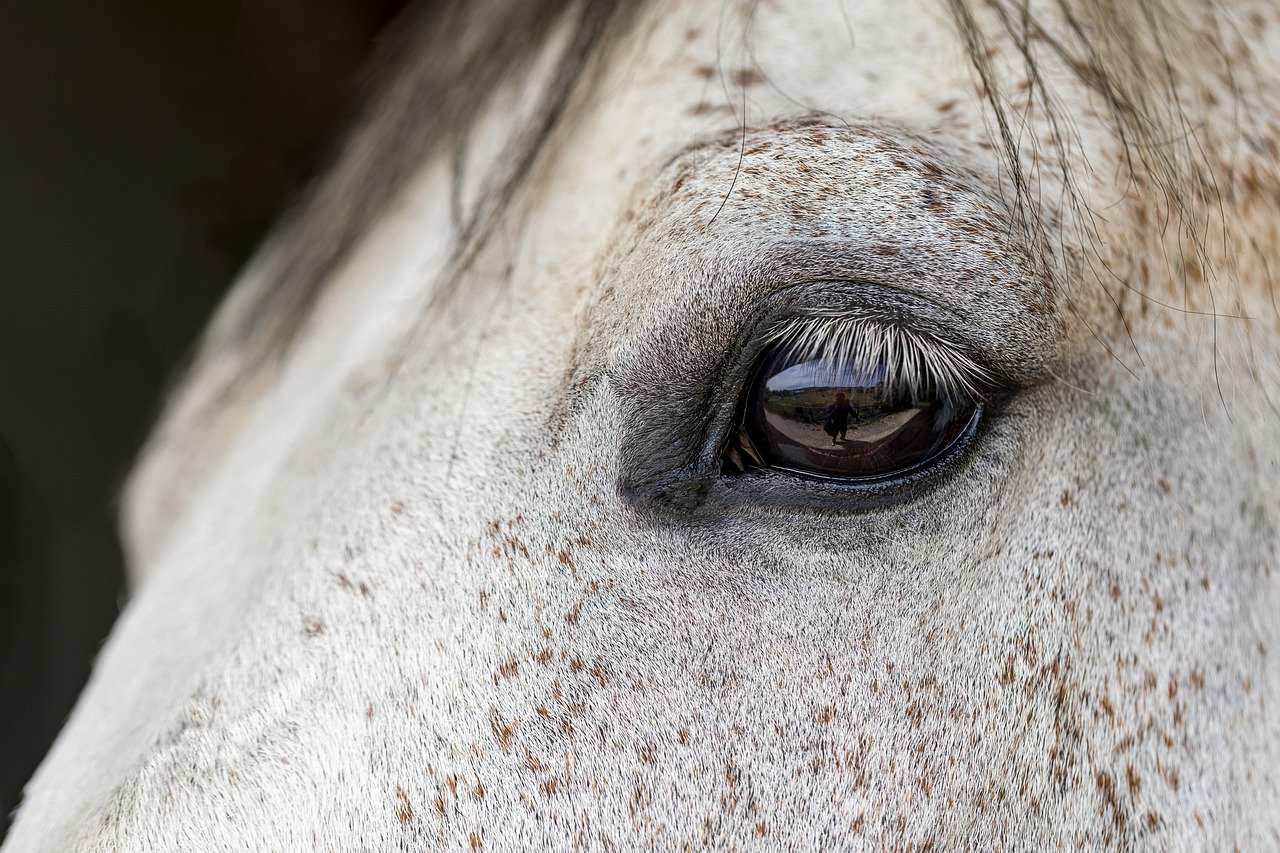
(0, 0, 411, 835)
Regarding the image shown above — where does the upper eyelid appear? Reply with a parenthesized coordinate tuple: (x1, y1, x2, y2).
(617, 122, 1064, 379)
(702, 270, 1046, 394)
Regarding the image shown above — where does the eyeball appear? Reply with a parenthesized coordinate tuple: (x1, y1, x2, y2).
(730, 336, 980, 482)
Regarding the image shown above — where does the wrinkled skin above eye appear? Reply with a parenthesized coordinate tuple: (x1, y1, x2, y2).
(741, 343, 979, 481)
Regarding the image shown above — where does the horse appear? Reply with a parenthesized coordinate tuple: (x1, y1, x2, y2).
(7, 0, 1279, 847)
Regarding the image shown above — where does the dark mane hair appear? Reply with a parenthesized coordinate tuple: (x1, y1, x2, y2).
(205, 0, 1228, 372)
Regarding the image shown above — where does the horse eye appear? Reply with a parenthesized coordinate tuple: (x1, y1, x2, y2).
(727, 339, 980, 482)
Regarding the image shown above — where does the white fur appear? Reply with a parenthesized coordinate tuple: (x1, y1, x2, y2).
(7, 0, 1280, 849)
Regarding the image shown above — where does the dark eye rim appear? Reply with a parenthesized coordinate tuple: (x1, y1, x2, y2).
(728, 400, 985, 486)
(614, 279, 1019, 518)
(691, 388, 1007, 519)
(703, 308, 1006, 513)
(722, 332, 986, 485)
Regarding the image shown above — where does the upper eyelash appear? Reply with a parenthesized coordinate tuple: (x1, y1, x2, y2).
(761, 310, 991, 400)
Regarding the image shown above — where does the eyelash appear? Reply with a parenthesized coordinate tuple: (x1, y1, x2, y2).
(760, 311, 991, 403)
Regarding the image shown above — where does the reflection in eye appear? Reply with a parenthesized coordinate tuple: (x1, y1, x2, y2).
(724, 316, 983, 482)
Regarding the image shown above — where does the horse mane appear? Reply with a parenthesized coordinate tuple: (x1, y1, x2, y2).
(200, 0, 642, 372)
(201, 0, 1228, 376)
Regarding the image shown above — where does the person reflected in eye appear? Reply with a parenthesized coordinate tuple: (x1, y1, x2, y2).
(824, 390, 854, 445)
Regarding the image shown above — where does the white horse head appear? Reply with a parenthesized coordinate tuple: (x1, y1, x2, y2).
(9, 0, 1279, 847)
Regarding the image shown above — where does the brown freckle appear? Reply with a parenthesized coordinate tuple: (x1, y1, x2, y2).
(469, 832, 483, 850)
(474, 781, 486, 799)
(693, 63, 715, 80)
(937, 98, 957, 113)
(565, 602, 582, 625)
(394, 785, 414, 824)
(1194, 811, 1204, 828)
(1096, 772, 1126, 831)
(489, 711, 517, 754)
(390, 501, 404, 515)
(1101, 696, 1115, 719)
(853, 813, 865, 832)
(815, 706, 835, 724)
(999, 653, 1016, 685)
(590, 661, 609, 686)
(755, 823, 767, 837)
(568, 657, 584, 673)
(1060, 489, 1073, 507)
(1157, 478, 1173, 495)
(303, 618, 324, 636)
(365, 705, 374, 719)
(1184, 259, 1203, 283)
(498, 608, 507, 622)
(535, 648, 553, 665)
(1145, 811, 1158, 831)
(541, 776, 559, 796)
(907, 775, 934, 808)
(1109, 584, 1122, 600)
(558, 550, 574, 567)
(498, 657, 519, 679)
(577, 535, 592, 547)
(1167, 678, 1177, 700)
(677, 727, 689, 744)
(1200, 577, 1210, 591)
(1126, 765, 1141, 797)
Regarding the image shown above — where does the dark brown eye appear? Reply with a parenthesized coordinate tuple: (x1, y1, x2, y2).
(728, 338, 980, 482)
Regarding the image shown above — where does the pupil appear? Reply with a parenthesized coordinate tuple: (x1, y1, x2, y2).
(743, 345, 977, 481)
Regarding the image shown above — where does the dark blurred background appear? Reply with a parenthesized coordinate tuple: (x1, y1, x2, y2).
(0, 0, 409, 833)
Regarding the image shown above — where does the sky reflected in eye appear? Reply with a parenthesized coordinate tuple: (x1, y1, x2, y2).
(764, 358, 887, 394)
